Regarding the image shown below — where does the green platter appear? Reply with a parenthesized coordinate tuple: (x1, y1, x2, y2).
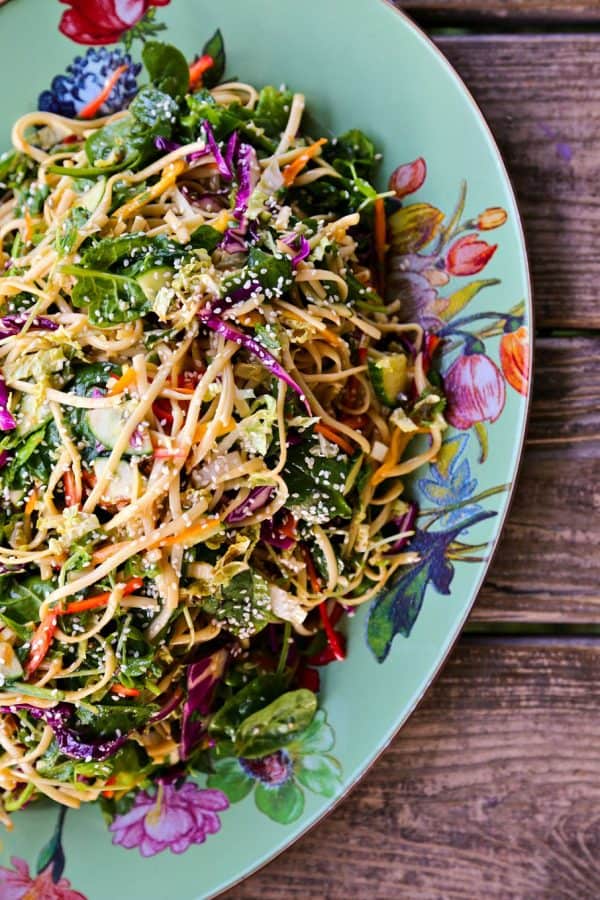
(0, 1, 531, 897)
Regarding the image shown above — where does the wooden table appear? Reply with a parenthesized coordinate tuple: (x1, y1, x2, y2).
(226, 4, 600, 896)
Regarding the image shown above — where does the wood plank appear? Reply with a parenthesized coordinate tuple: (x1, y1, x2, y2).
(472, 335, 600, 623)
(400, 1, 600, 23)
(430, 35, 600, 329)
(224, 638, 600, 899)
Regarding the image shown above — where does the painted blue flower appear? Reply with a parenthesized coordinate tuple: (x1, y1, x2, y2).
(38, 48, 140, 119)
(417, 433, 481, 528)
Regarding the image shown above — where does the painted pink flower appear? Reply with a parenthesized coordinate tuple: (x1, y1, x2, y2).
(109, 781, 229, 857)
(388, 157, 427, 199)
(446, 233, 497, 276)
(444, 354, 505, 430)
(58, 0, 171, 45)
(0, 857, 86, 900)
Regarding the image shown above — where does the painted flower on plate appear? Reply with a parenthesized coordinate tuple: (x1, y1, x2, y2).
(207, 710, 342, 825)
(500, 325, 530, 396)
(109, 780, 229, 857)
(38, 47, 140, 118)
(444, 353, 505, 430)
(0, 858, 86, 900)
(58, 0, 171, 45)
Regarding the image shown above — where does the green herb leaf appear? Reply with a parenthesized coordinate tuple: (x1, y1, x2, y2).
(235, 689, 317, 758)
(142, 41, 190, 98)
(63, 264, 150, 328)
(201, 29, 226, 88)
(55, 206, 90, 257)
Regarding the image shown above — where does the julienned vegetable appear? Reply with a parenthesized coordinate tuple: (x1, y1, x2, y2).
(0, 30, 446, 821)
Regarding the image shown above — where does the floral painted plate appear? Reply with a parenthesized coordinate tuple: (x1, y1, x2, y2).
(0, 1, 532, 897)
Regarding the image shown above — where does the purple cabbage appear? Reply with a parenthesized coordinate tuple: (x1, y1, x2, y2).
(1, 704, 129, 761)
(385, 501, 419, 554)
(198, 310, 311, 414)
(148, 688, 183, 724)
(186, 145, 212, 164)
(0, 450, 10, 469)
(224, 131, 240, 173)
(233, 143, 259, 222)
(0, 314, 59, 339)
(219, 228, 248, 254)
(0, 375, 16, 432)
(154, 136, 182, 154)
(281, 233, 311, 268)
(202, 122, 232, 179)
(260, 519, 295, 550)
(180, 185, 228, 213)
(226, 486, 274, 525)
(180, 650, 228, 759)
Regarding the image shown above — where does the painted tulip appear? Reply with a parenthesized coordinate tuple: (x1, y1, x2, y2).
(500, 325, 529, 396)
(59, 0, 171, 45)
(476, 207, 508, 230)
(446, 234, 497, 277)
(388, 157, 427, 199)
(444, 354, 505, 430)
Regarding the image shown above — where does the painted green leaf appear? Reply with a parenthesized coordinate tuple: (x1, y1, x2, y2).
(388, 203, 444, 254)
(288, 709, 334, 755)
(367, 510, 497, 662)
(254, 779, 305, 824)
(207, 758, 254, 803)
(295, 754, 342, 798)
(36, 807, 66, 882)
(438, 278, 500, 322)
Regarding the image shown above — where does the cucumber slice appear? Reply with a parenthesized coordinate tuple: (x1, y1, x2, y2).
(80, 177, 106, 212)
(0, 642, 23, 682)
(92, 458, 142, 504)
(86, 402, 152, 456)
(136, 266, 173, 303)
(368, 354, 409, 406)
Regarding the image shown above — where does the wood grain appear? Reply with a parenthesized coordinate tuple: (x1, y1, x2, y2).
(400, 1, 600, 23)
(432, 35, 600, 330)
(224, 638, 600, 899)
(473, 335, 600, 623)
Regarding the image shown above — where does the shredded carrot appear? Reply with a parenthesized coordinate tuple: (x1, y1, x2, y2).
(318, 327, 343, 348)
(107, 368, 137, 396)
(279, 511, 297, 541)
(193, 418, 235, 444)
(239, 311, 262, 327)
(24, 210, 33, 243)
(189, 53, 214, 89)
(62, 578, 143, 616)
(24, 486, 39, 518)
(315, 422, 355, 456)
(25, 611, 59, 678)
(153, 447, 189, 460)
(111, 684, 140, 698)
(156, 515, 221, 549)
(210, 209, 231, 233)
(302, 545, 322, 594)
(374, 197, 387, 292)
(370, 427, 413, 487)
(282, 139, 328, 187)
(318, 602, 346, 661)
(63, 470, 81, 508)
(79, 65, 128, 120)
(114, 158, 186, 220)
(92, 541, 128, 565)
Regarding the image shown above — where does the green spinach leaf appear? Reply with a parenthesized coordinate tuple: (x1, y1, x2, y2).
(235, 689, 317, 758)
(201, 29, 226, 88)
(142, 41, 189, 98)
(209, 674, 286, 745)
(63, 264, 149, 328)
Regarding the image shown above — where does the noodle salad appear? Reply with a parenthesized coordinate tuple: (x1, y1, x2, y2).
(0, 32, 446, 822)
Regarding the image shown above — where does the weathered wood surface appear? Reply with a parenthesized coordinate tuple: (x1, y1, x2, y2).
(432, 35, 600, 330)
(472, 335, 600, 623)
(225, 639, 600, 898)
(400, 1, 600, 23)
